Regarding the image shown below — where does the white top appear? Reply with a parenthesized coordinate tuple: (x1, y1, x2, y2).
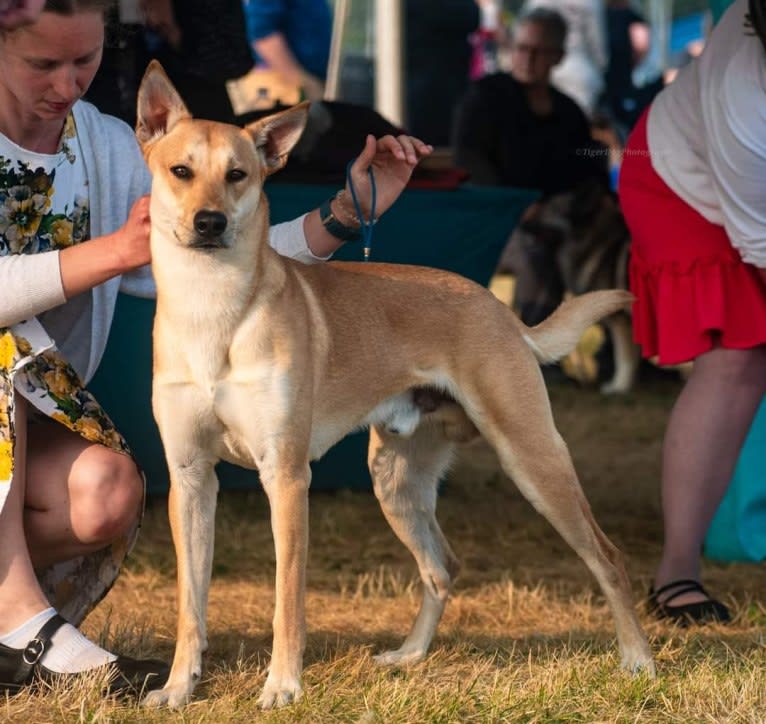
(0, 100, 323, 382)
(647, 0, 766, 267)
(0, 114, 94, 375)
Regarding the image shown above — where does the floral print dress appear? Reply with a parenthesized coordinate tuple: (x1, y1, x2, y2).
(0, 115, 142, 627)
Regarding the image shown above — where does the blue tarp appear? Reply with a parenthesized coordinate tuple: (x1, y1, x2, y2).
(671, 12, 707, 52)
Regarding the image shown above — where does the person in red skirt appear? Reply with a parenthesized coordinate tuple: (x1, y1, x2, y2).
(619, 0, 766, 625)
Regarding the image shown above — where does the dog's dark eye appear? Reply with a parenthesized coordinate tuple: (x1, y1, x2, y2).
(171, 165, 192, 180)
(226, 169, 247, 183)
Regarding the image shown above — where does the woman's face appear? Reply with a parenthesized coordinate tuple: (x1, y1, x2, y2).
(509, 21, 563, 87)
(0, 10, 103, 122)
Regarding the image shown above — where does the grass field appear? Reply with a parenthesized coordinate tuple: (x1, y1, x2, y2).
(5, 365, 766, 722)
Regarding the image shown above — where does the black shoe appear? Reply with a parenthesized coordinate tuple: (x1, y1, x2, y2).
(647, 579, 731, 626)
(0, 614, 169, 697)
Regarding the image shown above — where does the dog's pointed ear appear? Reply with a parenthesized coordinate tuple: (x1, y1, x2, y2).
(244, 101, 310, 175)
(135, 60, 192, 151)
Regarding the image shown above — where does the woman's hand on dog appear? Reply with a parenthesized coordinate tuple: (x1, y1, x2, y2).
(347, 134, 433, 220)
(115, 195, 153, 269)
(59, 196, 152, 300)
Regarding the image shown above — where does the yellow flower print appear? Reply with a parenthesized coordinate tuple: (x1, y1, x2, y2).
(0, 185, 50, 252)
(0, 439, 13, 480)
(100, 428, 124, 450)
(15, 335, 32, 357)
(50, 218, 74, 247)
(74, 415, 103, 442)
(61, 114, 76, 143)
(0, 397, 9, 435)
(43, 367, 76, 398)
(51, 411, 74, 429)
(59, 114, 77, 164)
(27, 168, 54, 196)
(0, 334, 17, 369)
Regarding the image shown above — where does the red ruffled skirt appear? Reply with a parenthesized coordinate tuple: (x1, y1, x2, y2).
(619, 109, 766, 365)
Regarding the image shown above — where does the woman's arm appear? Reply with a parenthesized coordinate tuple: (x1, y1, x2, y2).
(59, 195, 151, 299)
(0, 195, 152, 327)
(0, 252, 65, 327)
(306, 133, 432, 255)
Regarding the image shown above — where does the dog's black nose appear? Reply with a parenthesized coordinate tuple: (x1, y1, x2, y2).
(194, 210, 228, 238)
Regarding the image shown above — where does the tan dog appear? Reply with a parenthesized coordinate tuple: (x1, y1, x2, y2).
(135, 61, 654, 709)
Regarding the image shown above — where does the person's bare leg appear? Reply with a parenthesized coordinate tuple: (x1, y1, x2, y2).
(655, 343, 766, 605)
(0, 396, 52, 632)
(0, 397, 146, 675)
(24, 415, 144, 568)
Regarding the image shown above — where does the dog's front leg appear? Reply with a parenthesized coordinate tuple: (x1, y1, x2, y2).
(258, 461, 310, 709)
(143, 458, 219, 709)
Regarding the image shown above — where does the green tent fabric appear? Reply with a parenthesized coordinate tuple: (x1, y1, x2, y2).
(89, 184, 537, 494)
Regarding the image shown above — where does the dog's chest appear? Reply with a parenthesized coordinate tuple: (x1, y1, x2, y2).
(170, 358, 291, 468)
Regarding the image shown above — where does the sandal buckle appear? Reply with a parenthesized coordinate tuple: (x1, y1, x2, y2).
(22, 638, 45, 665)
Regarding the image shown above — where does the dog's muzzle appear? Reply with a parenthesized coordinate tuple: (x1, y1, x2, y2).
(190, 209, 228, 249)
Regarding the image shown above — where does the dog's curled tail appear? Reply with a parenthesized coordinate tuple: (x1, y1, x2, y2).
(522, 290, 634, 364)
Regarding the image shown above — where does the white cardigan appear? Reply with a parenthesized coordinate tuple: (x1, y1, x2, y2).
(0, 100, 318, 383)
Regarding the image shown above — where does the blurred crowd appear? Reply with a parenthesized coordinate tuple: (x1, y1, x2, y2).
(88, 1, 678, 138)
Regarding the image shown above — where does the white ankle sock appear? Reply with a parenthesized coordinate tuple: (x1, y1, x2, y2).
(0, 608, 117, 674)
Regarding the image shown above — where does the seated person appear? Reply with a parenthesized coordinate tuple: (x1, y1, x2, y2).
(523, 0, 608, 119)
(452, 6, 608, 328)
(603, 0, 662, 139)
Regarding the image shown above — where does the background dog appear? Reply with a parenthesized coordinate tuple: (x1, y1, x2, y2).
(498, 179, 640, 394)
(136, 61, 653, 710)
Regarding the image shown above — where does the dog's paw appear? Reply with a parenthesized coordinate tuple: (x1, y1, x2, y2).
(600, 379, 632, 395)
(620, 652, 656, 678)
(258, 676, 303, 709)
(141, 685, 193, 710)
(372, 647, 427, 667)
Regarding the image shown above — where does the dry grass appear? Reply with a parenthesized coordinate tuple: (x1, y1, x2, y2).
(5, 375, 766, 722)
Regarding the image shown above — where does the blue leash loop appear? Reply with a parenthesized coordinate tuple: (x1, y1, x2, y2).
(345, 159, 376, 261)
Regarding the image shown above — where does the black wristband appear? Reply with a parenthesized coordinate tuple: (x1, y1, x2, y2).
(319, 197, 362, 242)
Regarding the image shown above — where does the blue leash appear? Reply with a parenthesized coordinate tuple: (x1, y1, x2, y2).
(345, 159, 376, 261)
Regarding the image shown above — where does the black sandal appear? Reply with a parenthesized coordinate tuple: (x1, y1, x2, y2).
(647, 579, 731, 626)
(0, 614, 169, 696)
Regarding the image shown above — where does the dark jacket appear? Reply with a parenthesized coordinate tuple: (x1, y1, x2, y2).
(452, 72, 607, 196)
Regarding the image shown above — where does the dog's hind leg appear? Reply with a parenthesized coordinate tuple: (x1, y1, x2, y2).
(472, 371, 654, 675)
(367, 424, 459, 666)
(143, 457, 220, 709)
